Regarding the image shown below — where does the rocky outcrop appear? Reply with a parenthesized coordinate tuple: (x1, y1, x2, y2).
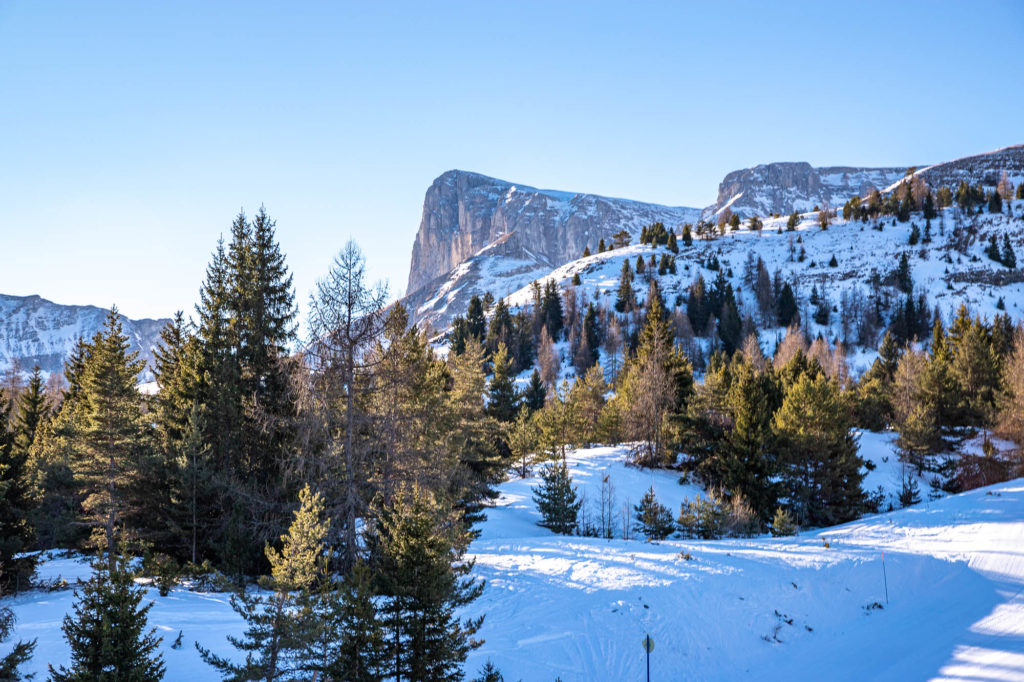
(0, 294, 167, 380)
(405, 170, 700, 298)
(706, 162, 909, 219)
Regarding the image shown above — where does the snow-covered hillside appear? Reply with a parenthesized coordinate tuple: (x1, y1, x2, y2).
(5, 442, 1023, 681)
(0, 294, 167, 380)
(503, 201, 1024, 373)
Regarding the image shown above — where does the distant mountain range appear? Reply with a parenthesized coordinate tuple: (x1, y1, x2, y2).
(0, 294, 167, 380)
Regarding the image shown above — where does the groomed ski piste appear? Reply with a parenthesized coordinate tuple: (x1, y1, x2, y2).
(3, 436, 1023, 681)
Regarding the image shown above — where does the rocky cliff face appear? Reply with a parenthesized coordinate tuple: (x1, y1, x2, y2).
(405, 170, 700, 298)
(0, 294, 167, 380)
(706, 162, 910, 219)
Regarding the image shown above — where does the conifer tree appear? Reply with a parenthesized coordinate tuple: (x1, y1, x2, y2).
(486, 343, 520, 422)
(717, 362, 782, 520)
(614, 260, 635, 313)
(0, 389, 36, 592)
(682, 224, 693, 246)
(199, 485, 329, 680)
(75, 308, 152, 560)
(787, 211, 799, 230)
(370, 488, 484, 681)
(12, 366, 48, 458)
(772, 373, 865, 526)
(895, 253, 913, 293)
(307, 239, 389, 570)
(597, 238, 606, 253)
(1002, 234, 1016, 268)
(776, 282, 798, 328)
(523, 369, 546, 412)
(582, 245, 591, 258)
(447, 339, 505, 526)
(532, 461, 581, 535)
(0, 598, 35, 681)
(50, 549, 165, 682)
(303, 560, 386, 682)
(633, 487, 674, 540)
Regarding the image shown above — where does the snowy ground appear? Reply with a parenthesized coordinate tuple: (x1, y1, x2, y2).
(4, 441, 1024, 681)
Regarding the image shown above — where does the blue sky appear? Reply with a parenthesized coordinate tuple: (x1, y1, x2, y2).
(1, 1, 1022, 321)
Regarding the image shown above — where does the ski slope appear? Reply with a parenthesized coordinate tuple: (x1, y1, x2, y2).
(3, 444, 1024, 681)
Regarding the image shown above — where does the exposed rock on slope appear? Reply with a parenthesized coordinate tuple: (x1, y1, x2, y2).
(0, 294, 167, 379)
(405, 170, 700, 299)
(706, 162, 910, 219)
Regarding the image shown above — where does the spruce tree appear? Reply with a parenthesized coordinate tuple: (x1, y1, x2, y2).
(633, 487, 675, 540)
(523, 369, 546, 412)
(0, 388, 36, 592)
(303, 560, 386, 682)
(49, 549, 165, 682)
(614, 260, 635, 313)
(75, 308, 152, 560)
(776, 283, 798, 328)
(682, 224, 693, 246)
(0, 599, 35, 681)
(371, 488, 484, 682)
(787, 211, 799, 230)
(486, 343, 520, 422)
(12, 366, 48, 458)
(1002, 234, 1016, 268)
(532, 461, 581, 535)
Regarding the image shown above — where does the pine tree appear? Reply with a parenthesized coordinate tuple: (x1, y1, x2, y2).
(716, 362, 781, 520)
(0, 388, 36, 593)
(633, 487, 674, 540)
(597, 238, 606, 253)
(988, 190, 1003, 214)
(667, 231, 678, 253)
(199, 485, 330, 680)
(532, 461, 581, 535)
(370, 488, 484, 682)
(772, 373, 865, 526)
(682, 224, 693, 246)
(50, 549, 165, 682)
(0, 599, 35, 681)
(787, 211, 799, 230)
(582, 245, 591, 258)
(541, 281, 564, 341)
(769, 507, 796, 536)
(486, 343, 520, 422)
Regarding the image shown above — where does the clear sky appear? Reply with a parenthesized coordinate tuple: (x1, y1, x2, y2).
(1, 1, 1022, 321)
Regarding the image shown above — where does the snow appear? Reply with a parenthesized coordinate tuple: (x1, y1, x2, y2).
(5, 439, 1024, 681)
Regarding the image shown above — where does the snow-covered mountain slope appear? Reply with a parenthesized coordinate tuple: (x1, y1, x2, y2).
(403, 170, 701, 328)
(5, 442, 1023, 681)
(0, 294, 168, 380)
(403, 146, 1023, 334)
(896, 144, 1024, 195)
(706, 161, 910, 220)
(504, 202, 1024, 370)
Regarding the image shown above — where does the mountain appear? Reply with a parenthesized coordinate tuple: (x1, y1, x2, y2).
(0, 294, 168, 380)
(705, 162, 910, 220)
(403, 145, 1024, 335)
(404, 170, 700, 328)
